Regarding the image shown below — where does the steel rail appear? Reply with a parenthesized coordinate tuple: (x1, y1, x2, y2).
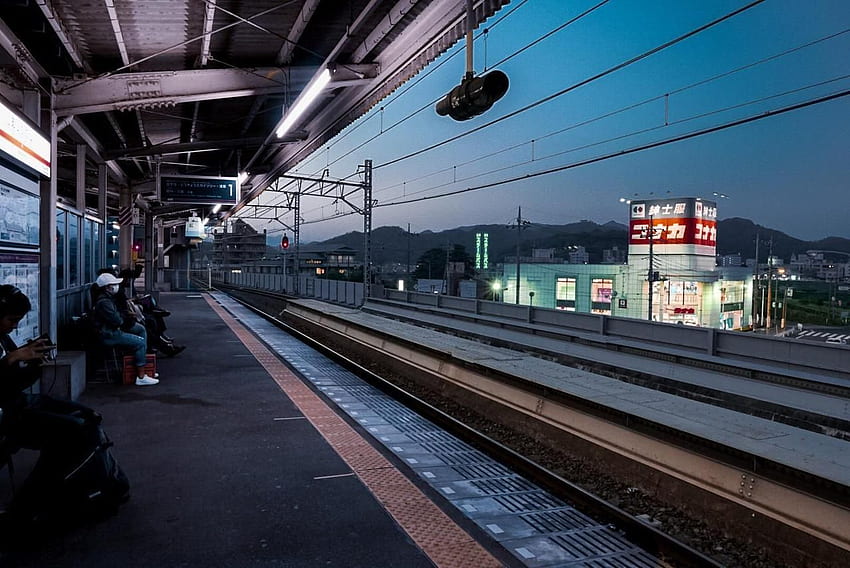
(279, 296, 850, 562)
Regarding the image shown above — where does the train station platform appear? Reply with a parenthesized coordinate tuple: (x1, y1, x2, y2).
(0, 292, 509, 568)
(286, 298, 850, 488)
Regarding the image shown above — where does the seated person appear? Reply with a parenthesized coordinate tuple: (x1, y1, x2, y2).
(95, 268, 185, 358)
(91, 273, 158, 386)
(0, 285, 101, 524)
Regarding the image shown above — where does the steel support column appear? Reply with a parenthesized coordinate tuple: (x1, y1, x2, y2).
(363, 160, 373, 301)
(144, 209, 154, 293)
(39, 94, 57, 344)
(119, 186, 133, 273)
(98, 164, 107, 270)
(293, 190, 300, 295)
(76, 144, 86, 212)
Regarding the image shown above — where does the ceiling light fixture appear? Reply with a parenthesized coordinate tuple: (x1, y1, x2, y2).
(276, 68, 332, 138)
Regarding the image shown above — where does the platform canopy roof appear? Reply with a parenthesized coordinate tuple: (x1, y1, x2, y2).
(0, 0, 507, 216)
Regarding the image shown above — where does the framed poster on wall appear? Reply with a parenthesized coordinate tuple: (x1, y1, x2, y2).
(0, 180, 39, 247)
(0, 251, 39, 343)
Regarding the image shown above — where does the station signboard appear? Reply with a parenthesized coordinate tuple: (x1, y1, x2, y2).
(159, 175, 239, 204)
(0, 98, 50, 178)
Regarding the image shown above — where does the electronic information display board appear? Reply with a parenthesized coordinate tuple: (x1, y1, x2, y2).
(159, 175, 239, 205)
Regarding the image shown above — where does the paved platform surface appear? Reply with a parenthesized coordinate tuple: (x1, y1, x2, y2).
(363, 300, 850, 421)
(0, 292, 452, 567)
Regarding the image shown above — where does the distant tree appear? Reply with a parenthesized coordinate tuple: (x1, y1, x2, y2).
(414, 245, 474, 279)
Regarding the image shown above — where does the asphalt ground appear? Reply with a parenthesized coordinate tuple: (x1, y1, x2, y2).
(0, 292, 434, 568)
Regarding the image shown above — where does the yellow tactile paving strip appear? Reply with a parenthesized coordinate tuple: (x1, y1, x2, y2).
(204, 294, 503, 568)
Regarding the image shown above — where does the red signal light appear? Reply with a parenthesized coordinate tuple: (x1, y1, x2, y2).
(281, 234, 289, 249)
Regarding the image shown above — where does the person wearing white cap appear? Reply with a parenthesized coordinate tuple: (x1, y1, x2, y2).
(92, 273, 158, 386)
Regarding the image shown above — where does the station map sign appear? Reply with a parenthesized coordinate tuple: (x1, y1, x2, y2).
(159, 175, 239, 204)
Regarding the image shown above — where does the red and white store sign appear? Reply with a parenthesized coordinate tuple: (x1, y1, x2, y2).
(629, 217, 717, 246)
(628, 197, 717, 248)
(0, 99, 50, 178)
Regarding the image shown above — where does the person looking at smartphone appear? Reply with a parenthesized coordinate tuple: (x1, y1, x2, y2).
(0, 286, 54, 400)
(0, 284, 100, 527)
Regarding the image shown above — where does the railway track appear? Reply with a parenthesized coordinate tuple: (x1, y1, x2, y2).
(216, 284, 850, 567)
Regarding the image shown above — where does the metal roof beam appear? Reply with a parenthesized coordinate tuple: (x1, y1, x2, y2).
(105, 136, 266, 160)
(0, 17, 47, 87)
(276, 0, 321, 65)
(65, 117, 128, 185)
(53, 66, 311, 116)
(35, 0, 88, 71)
(199, 0, 217, 67)
(104, 0, 130, 66)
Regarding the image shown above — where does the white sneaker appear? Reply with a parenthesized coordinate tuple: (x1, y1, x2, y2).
(135, 375, 159, 386)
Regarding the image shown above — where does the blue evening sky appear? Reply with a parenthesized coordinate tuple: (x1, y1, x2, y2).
(261, 0, 850, 245)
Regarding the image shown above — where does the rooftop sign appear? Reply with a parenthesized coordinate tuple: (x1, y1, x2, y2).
(628, 197, 717, 256)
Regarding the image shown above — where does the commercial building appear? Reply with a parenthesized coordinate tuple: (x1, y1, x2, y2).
(499, 197, 754, 330)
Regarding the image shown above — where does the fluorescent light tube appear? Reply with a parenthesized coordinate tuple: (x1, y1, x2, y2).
(276, 68, 331, 138)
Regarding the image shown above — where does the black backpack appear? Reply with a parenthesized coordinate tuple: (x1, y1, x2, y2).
(62, 425, 130, 517)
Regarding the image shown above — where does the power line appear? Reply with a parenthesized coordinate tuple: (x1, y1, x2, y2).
(277, 80, 850, 228)
(290, 1, 771, 224)
(361, 74, 849, 210)
(374, 89, 850, 208)
(294, 0, 605, 179)
(373, 0, 767, 171)
(301, 0, 535, 159)
(372, 27, 850, 198)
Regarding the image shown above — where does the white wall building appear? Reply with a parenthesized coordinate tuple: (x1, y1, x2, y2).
(500, 197, 754, 330)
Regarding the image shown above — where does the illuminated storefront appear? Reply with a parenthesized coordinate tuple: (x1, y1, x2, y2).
(499, 196, 754, 330)
(555, 277, 576, 311)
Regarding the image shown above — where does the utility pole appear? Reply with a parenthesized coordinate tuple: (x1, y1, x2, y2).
(646, 215, 656, 321)
(406, 223, 411, 290)
(765, 236, 773, 330)
(509, 206, 530, 304)
(444, 241, 451, 295)
(752, 230, 760, 328)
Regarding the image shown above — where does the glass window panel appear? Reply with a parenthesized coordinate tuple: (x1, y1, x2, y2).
(92, 221, 102, 278)
(556, 277, 576, 311)
(84, 218, 93, 283)
(56, 210, 66, 290)
(68, 214, 79, 287)
(590, 278, 613, 314)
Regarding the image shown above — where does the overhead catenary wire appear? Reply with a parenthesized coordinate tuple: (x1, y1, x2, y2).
(282, 0, 774, 225)
(371, 27, 850, 197)
(372, 0, 767, 172)
(295, 73, 850, 225)
(256, 0, 761, 222)
(291, 0, 607, 183)
(374, 89, 850, 209)
(243, 1, 839, 236)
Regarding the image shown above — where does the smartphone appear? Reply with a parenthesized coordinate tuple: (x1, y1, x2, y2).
(37, 333, 57, 360)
